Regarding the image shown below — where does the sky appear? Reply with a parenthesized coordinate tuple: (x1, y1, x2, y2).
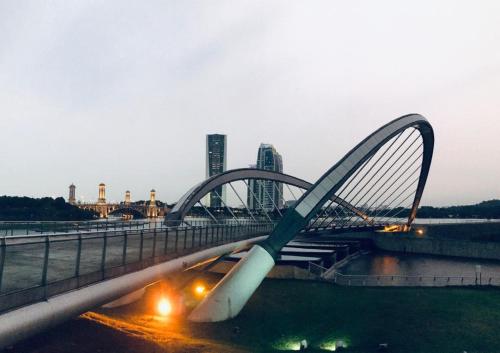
(1, 0, 500, 207)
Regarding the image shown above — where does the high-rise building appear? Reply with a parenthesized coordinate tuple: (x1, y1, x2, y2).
(249, 144, 283, 211)
(206, 134, 227, 207)
(68, 184, 76, 205)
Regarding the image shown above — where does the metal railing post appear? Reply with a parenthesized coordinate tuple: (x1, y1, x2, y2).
(139, 230, 144, 261)
(175, 228, 179, 252)
(183, 228, 187, 249)
(75, 234, 82, 278)
(152, 228, 157, 258)
(0, 237, 6, 292)
(41, 235, 50, 298)
(122, 231, 128, 266)
(101, 232, 108, 279)
(163, 228, 169, 255)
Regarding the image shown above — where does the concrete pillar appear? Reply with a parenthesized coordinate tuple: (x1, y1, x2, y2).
(188, 245, 275, 322)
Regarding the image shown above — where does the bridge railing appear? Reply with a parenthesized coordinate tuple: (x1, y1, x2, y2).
(0, 218, 257, 236)
(0, 222, 275, 314)
(329, 271, 500, 287)
(0, 219, 168, 237)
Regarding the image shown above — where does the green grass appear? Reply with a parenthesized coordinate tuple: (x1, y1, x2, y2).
(187, 275, 500, 352)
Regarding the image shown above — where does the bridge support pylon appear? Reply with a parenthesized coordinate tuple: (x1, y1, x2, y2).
(188, 244, 274, 322)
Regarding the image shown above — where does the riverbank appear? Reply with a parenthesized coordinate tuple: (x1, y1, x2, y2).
(7, 272, 500, 353)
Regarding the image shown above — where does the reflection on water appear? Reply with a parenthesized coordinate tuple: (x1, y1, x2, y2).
(339, 252, 500, 277)
(371, 256, 399, 275)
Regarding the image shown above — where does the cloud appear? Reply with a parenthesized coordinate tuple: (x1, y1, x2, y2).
(0, 0, 499, 205)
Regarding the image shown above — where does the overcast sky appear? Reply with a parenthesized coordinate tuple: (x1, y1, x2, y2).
(1, 1, 500, 206)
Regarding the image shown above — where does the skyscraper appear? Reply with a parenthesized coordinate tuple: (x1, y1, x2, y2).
(249, 144, 283, 211)
(206, 134, 227, 207)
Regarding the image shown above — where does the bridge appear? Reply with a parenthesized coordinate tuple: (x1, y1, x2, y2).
(0, 114, 434, 346)
(75, 185, 167, 218)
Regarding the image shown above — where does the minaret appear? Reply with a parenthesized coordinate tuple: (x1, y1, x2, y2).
(97, 183, 106, 204)
(125, 190, 131, 205)
(68, 184, 76, 205)
(148, 189, 157, 217)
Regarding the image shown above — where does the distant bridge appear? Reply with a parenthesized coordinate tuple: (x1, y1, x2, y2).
(189, 113, 435, 321)
(75, 187, 167, 219)
(79, 202, 166, 219)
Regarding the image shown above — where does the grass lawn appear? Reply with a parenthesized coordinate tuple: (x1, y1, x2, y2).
(187, 274, 500, 352)
(10, 273, 500, 353)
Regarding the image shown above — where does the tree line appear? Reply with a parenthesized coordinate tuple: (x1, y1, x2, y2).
(0, 196, 97, 221)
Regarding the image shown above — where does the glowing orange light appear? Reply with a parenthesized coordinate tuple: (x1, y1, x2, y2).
(383, 225, 399, 232)
(157, 297, 172, 316)
(416, 229, 424, 235)
(195, 285, 206, 295)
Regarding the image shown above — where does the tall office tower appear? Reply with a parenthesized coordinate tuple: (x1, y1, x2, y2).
(206, 134, 227, 207)
(254, 144, 283, 211)
(97, 183, 106, 204)
(68, 184, 76, 205)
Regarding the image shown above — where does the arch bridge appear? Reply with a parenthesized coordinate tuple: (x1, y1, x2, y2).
(79, 202, 165, 219)
(168, 114, 433, 241)
(166, 168, 369, 227)
(0, 114, 435, 345)
(189, 113, 434, 322)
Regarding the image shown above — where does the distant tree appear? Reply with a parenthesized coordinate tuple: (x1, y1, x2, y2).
(0, 196, 98, 221)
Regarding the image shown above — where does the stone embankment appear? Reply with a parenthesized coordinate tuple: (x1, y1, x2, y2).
(346, 222, 500, 261)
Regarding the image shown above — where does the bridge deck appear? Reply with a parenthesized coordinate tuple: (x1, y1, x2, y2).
(0, 223, 274, 314)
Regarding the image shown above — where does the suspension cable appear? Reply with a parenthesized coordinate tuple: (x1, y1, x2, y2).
(242, 179, 274, 224)
(228, 182, 258, 223)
